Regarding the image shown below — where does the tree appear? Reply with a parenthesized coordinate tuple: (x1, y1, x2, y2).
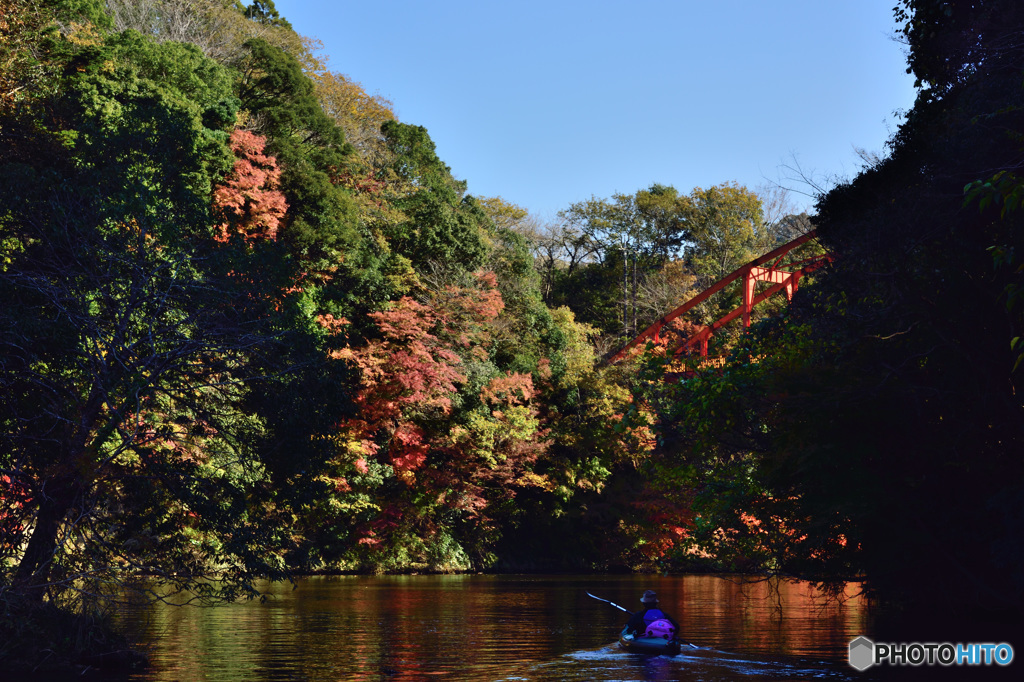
(243, 0, 290, 27)
(560, 187, 689, 338)
(234, 36, 359, 271)
(105, 0, 307, 63)
(318, 273, 552, 570)
(894, 0, 1024, 99)
(212, 128, 288, 242)
(0, 0, 60, 114)
(477, 195, 529, 233)
(379, 121, 489, 275)
(510, 216, 599, 304)
(635, 183, 689, 261)
(311, 69, 396, 167)
(561, 194, 639, 337)
(0, 14, 320, 607)
(635, 0, 1024, 616)
(682, 182, 765, 285)
(632, 260, 698, 327)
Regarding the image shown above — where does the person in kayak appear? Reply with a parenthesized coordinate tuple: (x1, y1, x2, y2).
(624, 590, 680, 640)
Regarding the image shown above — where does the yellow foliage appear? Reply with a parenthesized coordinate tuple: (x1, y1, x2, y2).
(65, 21, 104, 47)
(548, 306, 599, 389)
(300, 36, 396, 167)
(477, 196, 529, 232)
(515, 471, 553, 491)
(0, 0, 47, 111)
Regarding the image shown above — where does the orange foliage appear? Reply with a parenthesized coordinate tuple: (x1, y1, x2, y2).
(481, 372, 534, 407)
(333, 294, 469, 476)
(212, 130, 288, 243)
(0, 474, 30, 553)
(326, 272, 554, 553)
(315, 313, 349, 335)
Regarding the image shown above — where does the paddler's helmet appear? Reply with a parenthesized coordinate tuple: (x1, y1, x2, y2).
(641, 590, 658, 604)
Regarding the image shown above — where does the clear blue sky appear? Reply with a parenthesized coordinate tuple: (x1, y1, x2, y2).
(273, 0, 917, 218)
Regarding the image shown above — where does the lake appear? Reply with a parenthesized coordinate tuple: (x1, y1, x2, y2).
(92, 574, 870, 681)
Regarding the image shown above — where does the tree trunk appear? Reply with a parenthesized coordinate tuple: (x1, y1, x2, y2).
(13, 389, 101, 601)
(12, 480, 76, 601)
(631, 253, 638, 335)
(622, 247, 629, 337)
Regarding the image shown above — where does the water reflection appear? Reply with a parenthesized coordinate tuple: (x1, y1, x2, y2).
(103, 575, 867, 681)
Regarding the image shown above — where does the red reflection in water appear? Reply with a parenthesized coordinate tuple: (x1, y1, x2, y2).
(108, 575, 866, 682)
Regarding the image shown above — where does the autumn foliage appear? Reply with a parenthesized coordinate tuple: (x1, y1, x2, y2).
(2, 0, 700, 609)
(212, 129, 288, 243)
(333, 294, 470, 476)
(308, 272, 562, 566)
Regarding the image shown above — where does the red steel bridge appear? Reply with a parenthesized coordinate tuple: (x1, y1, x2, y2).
(608, 230, 831, 365)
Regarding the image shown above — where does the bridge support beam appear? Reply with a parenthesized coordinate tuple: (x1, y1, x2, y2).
(743, 266, 801, 328)
(607, 230, 831, 365)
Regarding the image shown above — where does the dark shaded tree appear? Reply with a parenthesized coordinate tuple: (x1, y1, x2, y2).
(639, 0, 1024, 617)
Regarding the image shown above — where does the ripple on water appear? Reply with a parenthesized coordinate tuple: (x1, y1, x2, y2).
(103, 574, 867, 682)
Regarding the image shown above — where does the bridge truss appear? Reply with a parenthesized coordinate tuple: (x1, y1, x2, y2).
(608, 230, 830, 364)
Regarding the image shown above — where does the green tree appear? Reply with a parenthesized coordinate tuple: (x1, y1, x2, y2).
(380, 121, 489, 274)
(635, 183, 689, 261)
(243, 0, 290, 27)
(0, 12, 326, 607)
(682, 182, 765, 285)
(560, 186, 689, 338)
(234, 36, 359, 271)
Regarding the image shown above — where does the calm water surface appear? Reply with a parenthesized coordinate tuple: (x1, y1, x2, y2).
(106, 574, 869, 681)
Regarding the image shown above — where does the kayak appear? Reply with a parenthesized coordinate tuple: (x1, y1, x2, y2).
(618, 628, 682, 655)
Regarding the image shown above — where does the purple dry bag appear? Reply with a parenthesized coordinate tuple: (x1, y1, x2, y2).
(644, 618, 676, 640)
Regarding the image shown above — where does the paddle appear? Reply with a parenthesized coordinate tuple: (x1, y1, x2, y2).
(586, 591, 633, 614)
(585, 592, 700, 649)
